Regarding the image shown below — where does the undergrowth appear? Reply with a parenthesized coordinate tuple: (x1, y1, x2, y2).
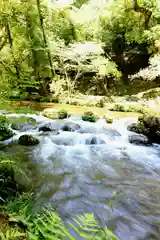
(0, 193, 119, 240)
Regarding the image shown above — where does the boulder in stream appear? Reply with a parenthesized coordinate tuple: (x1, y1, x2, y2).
(103, 114, 113, 124)
(61, 123, 81, 132)
(10, 116, 36, 132)
(129, 134, 150, 146)
(43, 109, 69, 119)
(82, 111, 99, 123)
(18, 135, 39, 146)
(85, 136, 106, 145)
(128, 115, 160, 144)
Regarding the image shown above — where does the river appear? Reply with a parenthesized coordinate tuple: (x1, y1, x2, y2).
(1, 109, 160, 240)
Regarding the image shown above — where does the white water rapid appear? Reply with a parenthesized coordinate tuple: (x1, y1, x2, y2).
(3, 113, 160, 240)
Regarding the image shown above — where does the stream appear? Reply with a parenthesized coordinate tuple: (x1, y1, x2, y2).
(2, 113, 160, 240)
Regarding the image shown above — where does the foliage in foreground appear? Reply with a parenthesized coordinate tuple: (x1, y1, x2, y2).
(0, 194, 118, 240)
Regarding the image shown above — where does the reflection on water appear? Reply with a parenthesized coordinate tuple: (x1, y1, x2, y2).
(3, 114, 160, 240)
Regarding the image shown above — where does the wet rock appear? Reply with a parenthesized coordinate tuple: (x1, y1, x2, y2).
(18, 135, 39, 146)
(103, 114, 113, 124)
(58, 109, 68, 119)
(42, 109, 69, 119)
(128, 115, 160, 144)
(61, 123, 81, 132)
(129, 134, 150, 146)
(10, 116, 36, 132)
(39, 126, 52, 132)
(85, 136, 105, 145)
(38, 122, 56, 132)
(82, 111, 99, 122)
(43, 109, 58, 119)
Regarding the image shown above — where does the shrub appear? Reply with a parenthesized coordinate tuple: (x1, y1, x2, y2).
(39, 97, 51, 102)
(96, 99, 105, 108)
(0, 155, 23, 204)
(50, 96, 59, 103)
(110, 104, 126, 112)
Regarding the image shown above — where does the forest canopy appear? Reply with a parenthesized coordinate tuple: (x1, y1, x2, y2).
(0, 0, 160, 98)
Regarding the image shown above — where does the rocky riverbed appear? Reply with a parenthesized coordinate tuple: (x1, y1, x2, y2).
(0, 110, 160, 240)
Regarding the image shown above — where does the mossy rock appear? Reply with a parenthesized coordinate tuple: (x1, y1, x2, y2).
(58, 109, 68, 119)
(103, 114, 113, 124)
(18, 135, 39, 146)
(43, 109, 58, 119)
(142, 89, 160, 100)
(82, 111, 99, 122)
(96, 99, 105, 108)
(110, 104, 127, 112)
(9, 116, 36, 125)
(9, 116, 36, 131)
(128, 115, 160, 143)
(39, 96, 59, 103)
(0, 115, 14, 141)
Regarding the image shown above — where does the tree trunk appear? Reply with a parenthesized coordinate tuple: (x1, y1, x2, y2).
(6, 23, 20, 79)
(36, 0, 54, 77)
(25, 7, 40, 84)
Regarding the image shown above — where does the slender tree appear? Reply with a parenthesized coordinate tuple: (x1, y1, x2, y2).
(36, 0, 54, 77)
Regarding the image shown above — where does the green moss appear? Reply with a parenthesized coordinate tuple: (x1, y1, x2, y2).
(0, 126, 14, 141)
(142, 89, 160, 100)
(96, 99, 105, 108)
(82, 111, 99, 122)
(58, 109, 68, 119)
(0, 116, 14, 141)
(9, 116, 36, 125)
(0, 115, 8, 124)
(15, 107, 38, 114)
(18, 135, 39, 146)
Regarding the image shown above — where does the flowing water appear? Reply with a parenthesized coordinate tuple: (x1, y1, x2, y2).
(2, 113, 160, 240)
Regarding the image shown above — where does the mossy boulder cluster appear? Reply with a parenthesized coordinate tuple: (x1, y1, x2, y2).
(0, 115, 14, 141)
(128, 115, 160, 144)
(82, 111, 99, 123)
(9, 116, 36, 131)
(43, 109, 69, 119)
(18, 135, 39, 146)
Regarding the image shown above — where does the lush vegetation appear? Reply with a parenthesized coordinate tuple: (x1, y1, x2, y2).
(1, 1, 160, 238)
(0, 0, 160, 100)
(0, 154, 118, 239)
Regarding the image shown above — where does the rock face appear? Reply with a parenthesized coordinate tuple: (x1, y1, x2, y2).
(129, 134, 150, 146)
(18, 135, 39, 146)
(61, 123, 81, 132)
(128, 115, 160, 144)
(82, 111, 99, 123)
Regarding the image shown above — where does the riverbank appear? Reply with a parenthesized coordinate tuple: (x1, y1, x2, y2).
(0, 100, 140, 118)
